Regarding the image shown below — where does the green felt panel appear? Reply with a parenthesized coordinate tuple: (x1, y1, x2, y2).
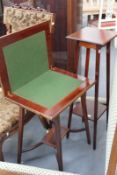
(3, 31, 48, 91)
(14, 70, 83, 109)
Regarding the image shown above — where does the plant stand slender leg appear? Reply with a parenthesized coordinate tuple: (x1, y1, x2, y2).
(106, 42, 110, 125)
(67, 103, 74, 139)
(93, 47, 101, 150)
(81, 94, 91, 144)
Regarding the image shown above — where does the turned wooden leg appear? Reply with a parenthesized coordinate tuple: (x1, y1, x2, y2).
(93, 47, 101, 150)
(67, 103, 74, 139)
(85, 48, 90, 78)
(74, 42, 80, 74)
(53, 116, 63, 171)
(81, 94, 91, 144)
(106, 42, 110, 125)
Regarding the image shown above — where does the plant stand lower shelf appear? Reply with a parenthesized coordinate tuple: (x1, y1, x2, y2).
(73, 100, 107, 121)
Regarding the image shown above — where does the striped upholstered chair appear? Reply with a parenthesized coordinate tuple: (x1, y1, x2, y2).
(0, 87, 19, 161)
(0, 87, 33, 162)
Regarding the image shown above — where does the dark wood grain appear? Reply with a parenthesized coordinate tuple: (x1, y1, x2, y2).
(67, 27, 117, 46)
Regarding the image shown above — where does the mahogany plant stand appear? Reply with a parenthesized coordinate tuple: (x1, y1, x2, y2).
(67, 27, 117, 149)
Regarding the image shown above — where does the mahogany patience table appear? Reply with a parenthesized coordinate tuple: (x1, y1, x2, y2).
(67, 27, 117, 149)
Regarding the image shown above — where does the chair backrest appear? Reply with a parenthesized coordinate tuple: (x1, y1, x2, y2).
(0, 21, 52, 94)
(98, 0, 117, 30)
(3, 6, 55, 34)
